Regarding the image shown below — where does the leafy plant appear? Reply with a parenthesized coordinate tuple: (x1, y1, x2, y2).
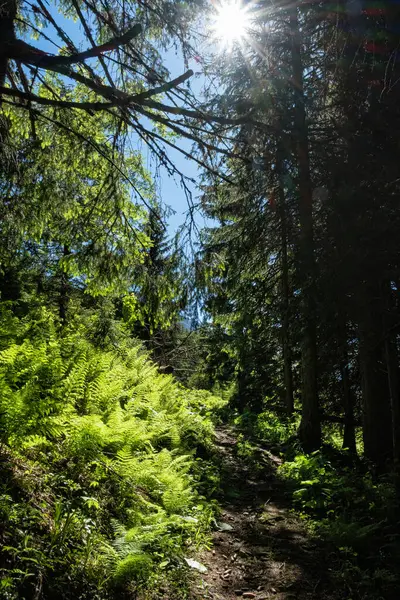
(0, 304, 226, 599)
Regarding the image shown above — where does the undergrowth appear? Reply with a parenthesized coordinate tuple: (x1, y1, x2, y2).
(0, 302, 226, 599)
(234, 408, 400, 600)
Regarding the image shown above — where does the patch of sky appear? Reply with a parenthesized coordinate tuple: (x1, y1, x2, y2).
(23, 1, 215, 238)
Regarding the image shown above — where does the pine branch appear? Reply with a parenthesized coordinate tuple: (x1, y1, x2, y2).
(7, 25, 142, 67)
(0, 71, 193, 111)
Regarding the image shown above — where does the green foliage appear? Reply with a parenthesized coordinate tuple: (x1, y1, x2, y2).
(124, 206, 187, 340)
(114, 554, 154, 583)
(255, 410, 299, 446)
(274, 440, 398, 598)
(0, 301, 226, 599)
(239, 408, 400, 599)
(278, 451, 400, 597)
(1, 95, 151, 300)
(278, 452, 395, 523)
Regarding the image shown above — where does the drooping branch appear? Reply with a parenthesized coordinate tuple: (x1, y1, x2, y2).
(0, 0, 267, 194)
(6, 25, 142, 67)
(0, 76, 269, 135)
(140, 98, 269, 129)
(0, 99, 156, 213)
(68, 0, 116, 89)
(0, 70, 194, 110)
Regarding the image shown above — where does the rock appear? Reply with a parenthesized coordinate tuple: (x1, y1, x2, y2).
(181, 516, 198, 523)
(183, 558, 208, 573)
(243, 594, 256, 599)
(218, 522, 234, 532)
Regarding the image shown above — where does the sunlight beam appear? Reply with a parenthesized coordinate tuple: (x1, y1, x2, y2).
(211, 1, 251, 51)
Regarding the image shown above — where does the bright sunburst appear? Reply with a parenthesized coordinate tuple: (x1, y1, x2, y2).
(211, 1, 251, 50)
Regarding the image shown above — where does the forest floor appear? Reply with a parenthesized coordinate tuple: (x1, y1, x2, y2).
(189, 427, 340, 600)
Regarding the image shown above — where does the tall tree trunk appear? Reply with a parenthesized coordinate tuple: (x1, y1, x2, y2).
(340, 351, 357, 455)
(289, 5, 320, 450)
(0, 0, 16, 88)
(337, 318, 357, 455)
(382, 280, 400, 494)
(359, 283, 393, 471)
(385, 332, 400, 492)
(276, 140, 294, 415)
(0, 0, 16, 162)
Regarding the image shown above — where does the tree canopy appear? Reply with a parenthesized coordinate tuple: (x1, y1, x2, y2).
(2, 0, 400, 598)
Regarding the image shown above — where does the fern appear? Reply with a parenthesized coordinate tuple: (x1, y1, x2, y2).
(0, 302, 226, 597)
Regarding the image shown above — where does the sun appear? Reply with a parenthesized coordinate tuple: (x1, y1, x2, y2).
(211, 1, 251, 50)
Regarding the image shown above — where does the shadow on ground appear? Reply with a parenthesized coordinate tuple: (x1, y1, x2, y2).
(190, 427, 340, 600)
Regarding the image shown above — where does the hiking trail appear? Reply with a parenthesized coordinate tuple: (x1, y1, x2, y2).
(190, 427, 339, 600)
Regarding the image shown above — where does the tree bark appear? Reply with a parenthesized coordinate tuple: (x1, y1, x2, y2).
(289, 5, 320, 450)
(385, 332, 400, 492)
(359, 283, 393, 471)
(340, 354, 357, 455)
(382, 280, 400, 494)
(276, 140, 294, 415)
(0, 0, 16, 88)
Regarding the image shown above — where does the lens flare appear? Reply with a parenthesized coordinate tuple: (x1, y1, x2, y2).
(211, 1, 251, 50)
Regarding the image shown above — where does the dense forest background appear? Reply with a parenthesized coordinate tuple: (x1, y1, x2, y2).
(1, 0, 400, 598)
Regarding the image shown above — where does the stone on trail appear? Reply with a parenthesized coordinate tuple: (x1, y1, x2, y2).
(184, 557, 208, 573)
(218, 522, 234, 531)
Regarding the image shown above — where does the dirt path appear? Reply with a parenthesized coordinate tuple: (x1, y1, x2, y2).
(190, 427, 339, 600)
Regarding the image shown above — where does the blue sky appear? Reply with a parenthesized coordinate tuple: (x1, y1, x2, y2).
(144, 47, 206, 236)
(139, 44, 219, 239)
(28, 3, 212, 238)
